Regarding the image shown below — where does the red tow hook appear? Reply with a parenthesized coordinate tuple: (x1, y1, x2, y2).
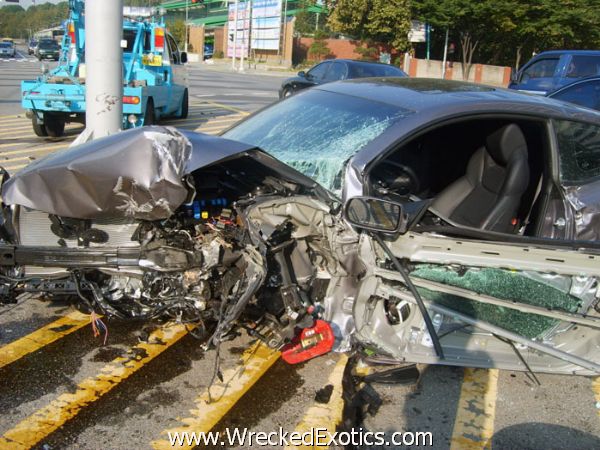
(281, 319, 335, 364)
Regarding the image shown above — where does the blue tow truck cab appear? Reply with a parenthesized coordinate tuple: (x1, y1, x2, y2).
(21, 1, 189, 137)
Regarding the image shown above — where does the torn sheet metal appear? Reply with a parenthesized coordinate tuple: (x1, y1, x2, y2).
(3, 127, 192, 220)
(564, 181, 600, 241)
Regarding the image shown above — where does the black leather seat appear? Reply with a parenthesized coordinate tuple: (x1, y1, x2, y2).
(431, 124, 530, 233)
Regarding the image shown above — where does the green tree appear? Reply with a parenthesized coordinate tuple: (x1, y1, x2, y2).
(308, 30, 331, 60)
(413, 0, 517, 79)
(328, 0, 412, 51)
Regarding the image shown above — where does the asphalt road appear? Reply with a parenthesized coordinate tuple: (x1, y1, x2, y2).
(0, 43, 599, 450)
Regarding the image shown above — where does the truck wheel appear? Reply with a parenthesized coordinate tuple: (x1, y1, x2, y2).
(179, 89, 189, 119)
(144, 98, 155, 126)
(32, 115, 48, 137)
(44, 115, 65, 137)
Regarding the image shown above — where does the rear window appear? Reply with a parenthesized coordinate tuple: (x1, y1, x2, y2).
(123, 29, 151, 53)
(349, 62, 407, 78)
(39, 41, 59, 49)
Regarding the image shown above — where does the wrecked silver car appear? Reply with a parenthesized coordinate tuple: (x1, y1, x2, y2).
(2, 78, 600, 376)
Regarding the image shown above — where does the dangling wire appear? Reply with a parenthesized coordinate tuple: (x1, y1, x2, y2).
(90, 311, 109, 345)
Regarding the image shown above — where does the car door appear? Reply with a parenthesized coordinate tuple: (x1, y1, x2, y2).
(164, 33, 187, 114)
(513, 56, 562, 94)
(347, 117, 600, 375)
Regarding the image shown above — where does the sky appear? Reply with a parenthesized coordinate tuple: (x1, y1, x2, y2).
(0, 0, 64, 8)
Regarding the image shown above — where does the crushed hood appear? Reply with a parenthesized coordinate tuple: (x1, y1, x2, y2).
(2, 126, 332, 220)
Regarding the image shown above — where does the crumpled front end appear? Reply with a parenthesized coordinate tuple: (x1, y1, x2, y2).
(0, 126, 356, 350)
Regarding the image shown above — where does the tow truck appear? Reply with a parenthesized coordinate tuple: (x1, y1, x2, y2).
(21, 1, 189, 137)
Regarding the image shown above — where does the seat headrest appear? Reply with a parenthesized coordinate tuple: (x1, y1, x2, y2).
(485, 124, 528, 166)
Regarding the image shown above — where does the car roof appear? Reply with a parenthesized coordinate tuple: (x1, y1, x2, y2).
(533, 50, 600, 58)
(318, 59, 399, 67)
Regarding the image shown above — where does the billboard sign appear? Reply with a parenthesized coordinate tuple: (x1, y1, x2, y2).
(251, 0, 282, 51)
(227, 1, 251, 58)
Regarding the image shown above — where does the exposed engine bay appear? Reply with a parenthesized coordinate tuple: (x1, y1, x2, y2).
(0, 127, 356, 349)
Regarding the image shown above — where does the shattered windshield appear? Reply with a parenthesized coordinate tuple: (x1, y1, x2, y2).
(224, 90, 409, 195)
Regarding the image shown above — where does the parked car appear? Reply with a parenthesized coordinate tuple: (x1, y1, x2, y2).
(0, 42, 16, 58)
(35, 39, 60, 61)
(2, 78, 600, 376)
(509, 50, 600, 95)
(278, 59, 407, 98)
(28, 39, 38, 55)
(546, 75, 600, 111)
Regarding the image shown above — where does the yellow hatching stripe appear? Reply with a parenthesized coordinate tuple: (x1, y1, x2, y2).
(285, 354, 349, 450)
(450, 368, 499, 450)
(204, 101, 250, 116)
(0, 310, 91, 370)
(151, 341, 280, 450)
(592, 378, 600, 420)
(0, 323, 190, 450)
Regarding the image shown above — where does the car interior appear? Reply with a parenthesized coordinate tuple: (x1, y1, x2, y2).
(368, 117, 552, 237)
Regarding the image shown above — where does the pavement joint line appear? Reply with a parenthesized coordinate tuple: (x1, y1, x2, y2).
(0, 138, 74, 151)
(285, 354, 349, 450)
(151, 341, 280, 450)
(0, 310, 91, 370)
(0, 322, 191, 450)
(449, 368, 499, 450)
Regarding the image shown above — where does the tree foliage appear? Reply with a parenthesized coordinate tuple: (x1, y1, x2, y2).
(328, 0, 412, 51)
(413, 0, 600, 76)
(0, 2, 69, 39)
(0, 1, 162, 39)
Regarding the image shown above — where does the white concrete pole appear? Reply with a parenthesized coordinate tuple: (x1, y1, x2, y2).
(84, 0, 123, 139)
(441, 28, 449, 79)
(185, 0, 189, 52)
(232, 0, 239, 71)
(239, 1, 245, 72)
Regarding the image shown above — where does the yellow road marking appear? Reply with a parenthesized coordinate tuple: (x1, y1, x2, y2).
(0, 138, 73, 151)
(0, 310, 91, 370)
(163, 115, 243, 127)
(592, 378, 600, 420)
(0, 323, 190, 450)
(450, 368, 499, 450)
(0, 143, 69, 158)
(204, 101, 250, 116)
(285, 355, 349, 449)
(151, 341, 280, 450)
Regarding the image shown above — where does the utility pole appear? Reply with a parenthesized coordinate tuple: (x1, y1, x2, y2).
(185, 0, 189, 52)
(426, 23, 430, 60)
(441, 28, 449, 79)
(232, 0, 239, 71)
(82, 0, 123, 140)
(239, 1, 245, 72)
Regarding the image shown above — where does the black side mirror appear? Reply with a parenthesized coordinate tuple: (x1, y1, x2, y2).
(298, 70, 306, 78)
(180, 52, 188, 64)
(510, 68, 518, 83)
(344, 196, 407, 235)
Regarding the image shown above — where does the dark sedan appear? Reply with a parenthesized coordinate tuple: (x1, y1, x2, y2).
(35, 39, 60, 61)
(278, 59, 407, 98)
